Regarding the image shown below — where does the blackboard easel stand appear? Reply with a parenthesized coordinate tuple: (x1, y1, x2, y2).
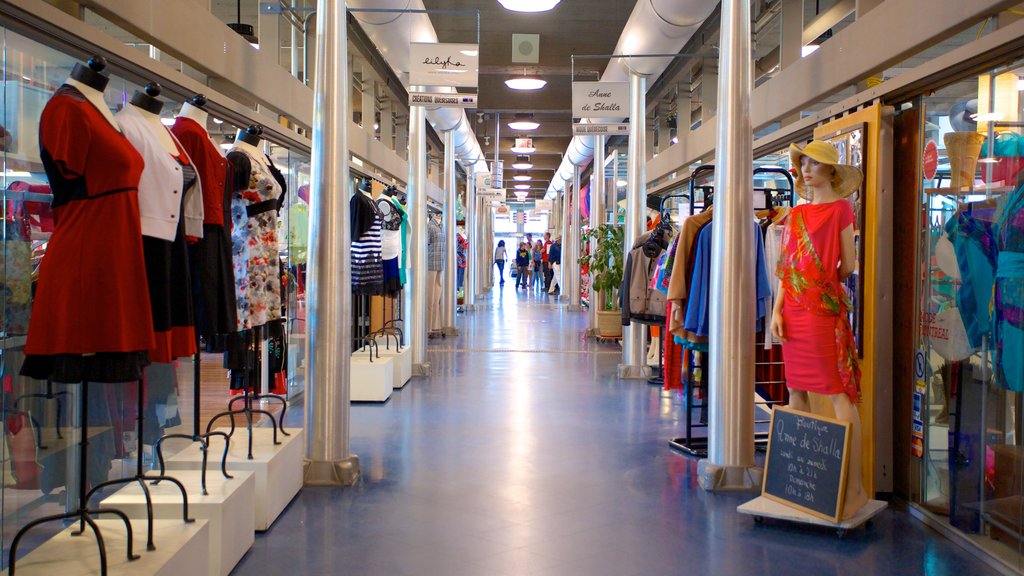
(738, 495, 887, 538)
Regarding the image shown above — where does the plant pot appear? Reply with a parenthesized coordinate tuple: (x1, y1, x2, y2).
(597, 310, 623, 339)
(944, 132, 985, 190)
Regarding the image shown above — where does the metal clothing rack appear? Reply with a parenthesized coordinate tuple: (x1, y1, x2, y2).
(669, 165, 797, 457)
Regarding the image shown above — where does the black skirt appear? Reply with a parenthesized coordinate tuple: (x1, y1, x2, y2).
(190, 223, 239, 345)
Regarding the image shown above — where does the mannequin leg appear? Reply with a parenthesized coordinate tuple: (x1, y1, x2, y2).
(786, 389, 810, 412)
(830, 392, 869, 518)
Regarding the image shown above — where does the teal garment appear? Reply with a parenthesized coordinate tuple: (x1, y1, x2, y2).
(982, 131, 1023, 157)
(995, 188, 1024, 391)
(391, 197, 409, 285)
(944, 212, 997, 349)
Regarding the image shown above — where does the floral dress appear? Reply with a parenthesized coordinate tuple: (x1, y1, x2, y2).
(227, 145, 283, 331)
(995, 187, 1024, 391)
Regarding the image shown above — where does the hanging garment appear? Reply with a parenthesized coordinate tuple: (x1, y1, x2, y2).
(428, 219, 446, 272)
(22, 85, 153, 383)
(763, 214, 788, 348)
(227, 143, 285, 331)
(172, 116, 238, 339)
(378, 196, 404, 294)
(118, 108, 199, 362)
(666, 208, 714, 339)
(1, 188, 35, 336)
(777, 200, 860, 402)
(995, 187, 1024, 391)
(620, 231, 667, 326)
(945, 210, 998, 350)
(351, 193, 384, 295)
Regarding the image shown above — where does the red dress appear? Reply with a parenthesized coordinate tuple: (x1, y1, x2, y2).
(21, 85, 154, 383)
(778, 200, 858, 399)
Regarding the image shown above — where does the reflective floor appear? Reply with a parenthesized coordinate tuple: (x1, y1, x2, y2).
(233, 282, 998, 576)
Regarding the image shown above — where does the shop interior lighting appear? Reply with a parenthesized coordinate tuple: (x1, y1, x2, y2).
(511, 143, 536, 154)
(4, 170, 31, 177)
(498, 0, 560, 13)
(513, 174, 531, 181)
(801, 44, 820, 57)
(227, 0, 259, 46)
(512, 155, 533, 170)
(514, 191, 529, 201)
(616, 180, 627, 187)
(160, 117, 176, 126)
(514, 184, 531, 190)
(508, 113, 540, 131)
(212, 118, 224, 124)
(505, 76, 547, 91)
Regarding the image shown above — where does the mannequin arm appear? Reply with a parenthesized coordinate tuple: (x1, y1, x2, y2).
(838, 224, 856, 280)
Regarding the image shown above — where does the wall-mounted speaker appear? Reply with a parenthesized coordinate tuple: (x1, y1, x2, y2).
(511, 33, 540, 64)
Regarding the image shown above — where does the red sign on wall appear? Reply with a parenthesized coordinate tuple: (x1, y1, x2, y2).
(923, 140, 938, 181)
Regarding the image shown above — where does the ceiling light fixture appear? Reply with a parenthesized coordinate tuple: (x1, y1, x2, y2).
(508, 113, 540, 131)
(512, 155, 533, 170)
(497, 0, 560, 13)
(513, 174, 531, 181)
(510, 144, 536, 154)
(227, 0, 258, 46)
(505, 76, 547, 91)
(514, 184, 531, 190)
(514, 191, 529, 201)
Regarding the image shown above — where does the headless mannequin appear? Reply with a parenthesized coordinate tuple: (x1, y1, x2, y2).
(65, 58, 119, 130)
(128, 83, 178, 155)
(177, 98, 209, 127)
(770, 157, 867, 519)
(230, 126, 267, 168)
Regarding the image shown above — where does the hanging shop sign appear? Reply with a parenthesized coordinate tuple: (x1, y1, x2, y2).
(761, 407, 851, 522)
(409, 43, 479, 88)
(514, 211, 527, 225)
(408, 92, 478, 108)
(534, 199, 554, 212)
(492, 160, 504, 186)
(475, 172, 492, 191)
(495, 203, 510, 214)
(923, 140, 939, 181)
(571, 123, 630, 136)
(572, 81, 629, 119)
(479, 188, 507, 202)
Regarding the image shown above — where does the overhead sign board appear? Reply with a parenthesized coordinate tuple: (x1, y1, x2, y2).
(572, 123, 630, 136)
(491, 160, 504, 186)
(474, 172, 492, 191)
(572, 81, 629, 119)
(534, 199, 554, 212)
(409, 43, 479, 88)
(479, 188, 507, 202)
(409, 92, 478, 108)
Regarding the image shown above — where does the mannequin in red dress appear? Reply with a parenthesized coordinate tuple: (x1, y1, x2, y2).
(770, 140, 868, 519)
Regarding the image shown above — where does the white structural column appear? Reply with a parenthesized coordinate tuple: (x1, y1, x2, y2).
(476, 197, 488, 297)
(464, 171, 476, 310)
(567, 166, 582, 309)
(303, 0, 358, 486)
(559, 185, 569, 300)
(407, 95, 429, 375)
(588, 134, 606, 333)
(618, 71, 650, 379)
(442, 131, 458, 334)
(698, 0, 760, 492)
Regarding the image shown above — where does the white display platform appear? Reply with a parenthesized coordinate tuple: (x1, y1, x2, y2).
(737, 496, 888, 537)
(372, 339, 411, 388)
(350, 353, 393, 402)
(100, 470, 256, 576)
(165, 427, 303, 531)
(2, 519, 209, 576)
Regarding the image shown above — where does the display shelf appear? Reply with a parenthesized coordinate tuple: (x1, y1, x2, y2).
(164, 427, 303, 531)
(1, 519, 210, 576)
(350, 353, 394, 402)
(101, 470, 255, 576)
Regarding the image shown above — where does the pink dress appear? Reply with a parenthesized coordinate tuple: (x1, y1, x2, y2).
(778, 200, 857, 398)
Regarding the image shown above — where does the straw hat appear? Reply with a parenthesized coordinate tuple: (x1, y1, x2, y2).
(789, 140, 864, 200)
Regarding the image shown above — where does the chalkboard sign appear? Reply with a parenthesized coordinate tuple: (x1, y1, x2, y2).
(762, 406, 852, 522)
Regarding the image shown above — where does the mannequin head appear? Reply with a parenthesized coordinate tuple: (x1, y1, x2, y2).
(129, 82, 164, 115)
(237, 124, 263, 146)
(69, 56, 109, 92)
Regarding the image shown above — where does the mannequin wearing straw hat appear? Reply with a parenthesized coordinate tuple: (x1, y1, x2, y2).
(770, 140, 868, 519)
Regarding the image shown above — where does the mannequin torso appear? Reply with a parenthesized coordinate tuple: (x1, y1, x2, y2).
(129, 104, 178, 155)
(65, 77, 119, 130)
(177, 102, 208, 127)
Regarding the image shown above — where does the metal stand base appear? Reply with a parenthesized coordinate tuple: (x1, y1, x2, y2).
(442, 326, 460, 336)
(669, 437, 707, 458)
(206, 390, 288, 460)
(303, 456, 360, 486)
(617, 364, 652, 380)
(412, 362, 431, 377)
(697, 460, 763, 492)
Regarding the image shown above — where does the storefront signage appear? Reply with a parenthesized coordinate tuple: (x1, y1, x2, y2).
(914, 350, 926, 380)
(474, 172, 492, 191)
(479, 188, 506, 202)
(409, 43, 479, 88)
(492, 160, 504, 186)
(534, 199, 554, 212)
(514, 137, 534, 151)
(762, 407, 851, 522)
(923, 140, 938, 181)
(572, 81, 629, 119)
(408, 92, 478, 108)
(571, 123, 630, 136)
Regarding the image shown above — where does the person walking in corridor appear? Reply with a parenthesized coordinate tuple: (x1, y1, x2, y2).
(548, 237, 562, 295)
(515, 242, 531, 290)
(494, 240, 507, 286)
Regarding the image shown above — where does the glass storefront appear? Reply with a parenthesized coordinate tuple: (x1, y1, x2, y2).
(912, 58, 1024, 571)
(0, 26, 312, 566)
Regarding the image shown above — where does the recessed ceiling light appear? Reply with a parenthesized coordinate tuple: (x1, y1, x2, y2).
(508, 113, 540, 131)
(510, 144, 536, 154)
(212, 118, 224, 124)
(160, 117, 176, 126)
(514, 184, 531, 190)
(505, 77, 547, 90)
(513, 174, 531, 181)
(512, 155, 533, 170)
(497, 0, 560, 12)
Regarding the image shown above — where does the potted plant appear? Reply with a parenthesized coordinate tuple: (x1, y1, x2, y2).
(580, 224, 625, 338)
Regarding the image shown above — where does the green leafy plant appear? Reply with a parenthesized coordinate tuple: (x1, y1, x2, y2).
(580, 224, 625, 311)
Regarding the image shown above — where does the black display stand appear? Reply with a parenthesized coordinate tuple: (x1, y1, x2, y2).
(206, 327, 288, 460)
(153, 351, 233, 495)
(14, 379, 67, 447)
(9, 381, 141, 576)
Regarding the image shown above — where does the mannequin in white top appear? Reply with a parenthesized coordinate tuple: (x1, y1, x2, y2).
(65, 57, 119, 130)
(128, 84, 178, 155)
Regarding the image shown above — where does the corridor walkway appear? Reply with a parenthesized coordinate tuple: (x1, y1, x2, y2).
(233, 286, 997, 575)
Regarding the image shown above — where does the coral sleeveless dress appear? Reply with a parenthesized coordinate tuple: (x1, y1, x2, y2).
(777, 200, 860, 401)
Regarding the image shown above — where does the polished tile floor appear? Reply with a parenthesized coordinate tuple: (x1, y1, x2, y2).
(233, 283, 1000, 576)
